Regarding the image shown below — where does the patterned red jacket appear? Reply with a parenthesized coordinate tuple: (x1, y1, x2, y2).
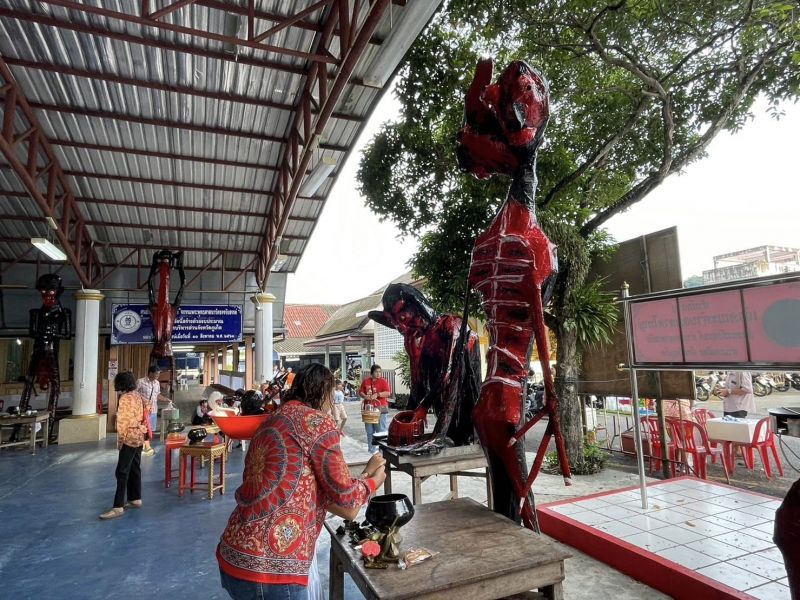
(217, 400, 376, 585)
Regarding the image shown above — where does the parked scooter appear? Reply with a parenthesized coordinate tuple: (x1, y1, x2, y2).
(695, 372, 721, 401)
(753, 373, 772, 397)
(787, 373, 800, 392)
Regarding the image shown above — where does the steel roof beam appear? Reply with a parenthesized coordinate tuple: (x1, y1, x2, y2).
(39, 0, 338, 64)
(0, 257, 271, 276)
(59, 170, 275, 196)
(0, 190, 270, 219)
(0, 235, 260, 255)
(257, 0, 391, 285)
(28, 102, 349, 152)
(195, 0, 393, 44)
(85, 220, 264, 237)
(51, 140, 280, 172)
(5, 58, 364, 123)
(0, 57, 101, 287)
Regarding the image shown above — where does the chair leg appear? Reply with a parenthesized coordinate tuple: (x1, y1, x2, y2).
(759, 447, 772, 479)
(720, 451, 730, 484)
(771, 443, 785, 477)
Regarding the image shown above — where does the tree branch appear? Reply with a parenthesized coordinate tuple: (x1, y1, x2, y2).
(540, 97, 649, 210)
(580, 40, 787, 236)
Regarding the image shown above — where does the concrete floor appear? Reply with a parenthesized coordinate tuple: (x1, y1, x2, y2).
(0, 391, 676, 600)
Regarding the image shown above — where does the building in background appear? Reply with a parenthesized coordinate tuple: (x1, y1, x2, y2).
(702, 245, 800, 285)
(274, 304, 340, 370)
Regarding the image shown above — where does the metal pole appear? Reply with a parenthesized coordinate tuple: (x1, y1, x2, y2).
(622, 283, 649, 509)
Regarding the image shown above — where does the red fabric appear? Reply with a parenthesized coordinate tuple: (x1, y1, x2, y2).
(359, 377, 391, 408)
(217, 401, 373, 585)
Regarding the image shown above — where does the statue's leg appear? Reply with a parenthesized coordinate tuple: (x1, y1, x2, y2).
(47, 354, 60, 441)
(12, 352, 40, 442)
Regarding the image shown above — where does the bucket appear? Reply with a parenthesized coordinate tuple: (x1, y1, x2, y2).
(788, 419, 800, 438)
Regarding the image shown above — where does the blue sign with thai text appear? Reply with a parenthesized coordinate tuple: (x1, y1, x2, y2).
(111, 304, 243, 345)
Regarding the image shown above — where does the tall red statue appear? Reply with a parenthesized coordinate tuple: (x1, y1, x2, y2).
(147, 250, 185, 394)
(458, 58, 572, 531)
(18, 274, 72, 439)
(369, 284, 481, 452)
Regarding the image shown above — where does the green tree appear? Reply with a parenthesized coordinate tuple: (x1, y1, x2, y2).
(358, 0, 799, 463)
(683, 275, 705, 288)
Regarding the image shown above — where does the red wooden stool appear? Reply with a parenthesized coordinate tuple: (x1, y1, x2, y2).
(178, 442, 226, 499)
(164, 435, 188, 488)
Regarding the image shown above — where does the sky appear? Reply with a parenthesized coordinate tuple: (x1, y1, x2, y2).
(285, 90, 799, 305)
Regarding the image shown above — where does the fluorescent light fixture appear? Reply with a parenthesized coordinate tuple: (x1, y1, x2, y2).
(45, 216, 58, 230)
(299, 156, 336, 197)
(271, 254, 290, 272)
(362, 0, 442, 88)
(31, 238, 67, 261)
(15, 338, 22, 346)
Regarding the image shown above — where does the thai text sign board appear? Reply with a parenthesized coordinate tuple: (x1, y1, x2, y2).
(112, 304, 243, 345)
(629, 276, 800, 369)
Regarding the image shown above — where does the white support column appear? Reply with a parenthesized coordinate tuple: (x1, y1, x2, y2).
(324, 344, 330, 368)
(252, 293, 276, 387)
(340, 344, 347, 380)
(59, 290, 107, 443)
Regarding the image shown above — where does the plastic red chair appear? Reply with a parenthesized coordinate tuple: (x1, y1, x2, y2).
(641, 416, 674, 475)
(735, 417, 784, 479)
(667, 418, 729, 482)
(692, 408, 720, 463)
(693, 408, 715, 427)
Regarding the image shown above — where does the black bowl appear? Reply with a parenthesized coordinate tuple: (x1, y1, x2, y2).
(365, 494, 414, 531)
(167, 421, 185, 434)
(187, 428, 207, 444)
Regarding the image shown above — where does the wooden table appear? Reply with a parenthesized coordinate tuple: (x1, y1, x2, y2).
(325, 497, 570, 600)
(178, 442, 226, 499)
(380, 444, 492, 508)
(0, 413, 49, 454)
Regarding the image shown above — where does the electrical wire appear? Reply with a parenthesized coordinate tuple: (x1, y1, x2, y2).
(777, 432, 800, 473)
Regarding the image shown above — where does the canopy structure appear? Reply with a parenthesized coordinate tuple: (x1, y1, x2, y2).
(0, 0, 440, 295)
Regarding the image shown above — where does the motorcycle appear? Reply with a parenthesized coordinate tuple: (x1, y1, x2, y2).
(770, 372, 791, 393)
(524, 382, 544, 421)
(695, 373, 721, 401)
(787, 373, 800, 392)
(753, 373, 772, 397)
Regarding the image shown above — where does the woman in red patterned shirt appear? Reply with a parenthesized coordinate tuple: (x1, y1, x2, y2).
(217, 363, 386, 600)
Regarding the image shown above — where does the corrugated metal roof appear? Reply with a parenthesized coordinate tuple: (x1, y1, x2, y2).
(0, 1, 440, 283)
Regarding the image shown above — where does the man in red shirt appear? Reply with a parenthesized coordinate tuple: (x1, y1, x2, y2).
(359, 364, 392, 454)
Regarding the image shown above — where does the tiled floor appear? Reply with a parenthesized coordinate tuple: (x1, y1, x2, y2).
(542, 478, 790, 600)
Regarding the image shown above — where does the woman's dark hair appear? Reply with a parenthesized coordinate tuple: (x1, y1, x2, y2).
(283, 363, 334, 410)
(241, 390, 264, 416)
(114, 371, 136, 393)
(370, 364, 381, 375)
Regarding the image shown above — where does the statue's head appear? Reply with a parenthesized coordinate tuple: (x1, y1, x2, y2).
(36, 273, 63, 308)
(369, 284, 437, 336)
(456, 58, 549, 179)
(154, 249, 180, 264)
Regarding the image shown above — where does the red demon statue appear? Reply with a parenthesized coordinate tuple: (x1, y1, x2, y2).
(147, 250, 185, 392)
(17, 273, 72, 440)
(458, 58, 572, 531)
(369, 284, 481, 452)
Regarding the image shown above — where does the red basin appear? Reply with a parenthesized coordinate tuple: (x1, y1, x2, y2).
(211, 414, 268, 440)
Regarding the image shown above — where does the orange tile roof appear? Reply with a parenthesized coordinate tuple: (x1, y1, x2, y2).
(283, 304, 340, 338)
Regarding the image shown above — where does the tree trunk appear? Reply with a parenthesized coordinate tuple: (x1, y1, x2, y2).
(555, 320, 583, 465)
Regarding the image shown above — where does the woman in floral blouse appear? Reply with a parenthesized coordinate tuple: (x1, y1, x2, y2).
(99, 371, 148, 520)
(217, 363, 387, 600)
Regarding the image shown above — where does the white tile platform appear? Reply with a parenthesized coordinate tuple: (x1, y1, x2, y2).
(539, 477, 790, 600)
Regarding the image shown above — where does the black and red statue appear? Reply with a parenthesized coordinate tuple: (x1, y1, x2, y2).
(369, 284, 481, 452)
(18, 274, 72, 438)
(458, 58, 572, 531)
(147, 250, 185, 395)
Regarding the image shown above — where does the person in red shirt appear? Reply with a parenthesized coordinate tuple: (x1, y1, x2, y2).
(359, 364, 392, 454)
(217, 363, 386, 600)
